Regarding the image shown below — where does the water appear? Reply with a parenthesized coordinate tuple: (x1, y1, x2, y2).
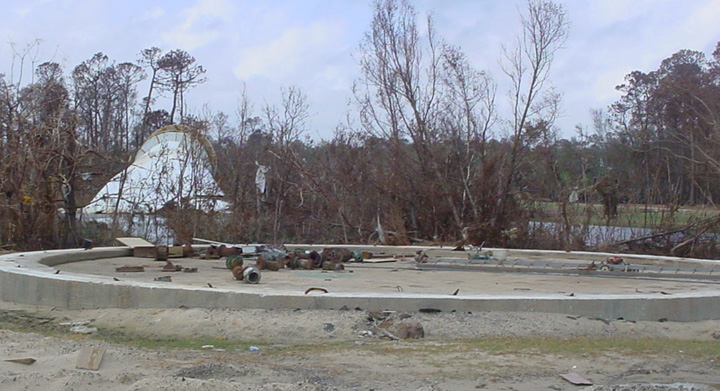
(81, 213, 175, 245)
(529, 221, 718, 246)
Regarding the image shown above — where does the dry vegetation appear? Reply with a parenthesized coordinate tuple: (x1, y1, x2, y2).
(1, 0, 720, 259)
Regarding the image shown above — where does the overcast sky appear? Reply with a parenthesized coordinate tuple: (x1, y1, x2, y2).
(1, 0, 719, 140)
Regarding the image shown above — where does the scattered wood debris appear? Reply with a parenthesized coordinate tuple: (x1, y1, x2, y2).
(559, 373, 592, 386)
(5, 358, 36, 365)
(76, 346, 106, 370)
(115, 266, 144, 272)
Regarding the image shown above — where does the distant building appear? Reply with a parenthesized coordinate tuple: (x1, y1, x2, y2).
(84, 125, 228, 214)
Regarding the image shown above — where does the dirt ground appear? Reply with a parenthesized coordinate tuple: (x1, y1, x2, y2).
(1, 300, 719, 391)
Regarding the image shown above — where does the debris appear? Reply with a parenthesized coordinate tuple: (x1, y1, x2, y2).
(559, 373, 592, 386)
(168, 246, 184, 258)
(322, 261, 344, 270)
(323, 323, 335, 332)
(233, 265, 261, 284)
(115, 266, 145, 272)
(81, 238, 93, 250)
(468, 251, 491, 260)
(255, 162, 268, 195)
(305, 287, 329, 295)
(451, 288, 459, 296)
(70, 325, 98, 334)
(256, 256, 281, 271)
(76, 345, 106, 370)
(375, 327, 400, 340)
(287, 250, 323, 269)
(60, 320, 92, 326)
(286, 255, 315, 270)
(206, 245, 220, 259)
(607, 256, 624, 265)
(414, 250, 429, 263)
(367, 310, 389, 321)
(116, 237, 157, 258)
(362, 258, 397, 264)
(207, 283, 213, 288)
(155, 245, 169, 261)
(568, 190, 579, 203)
(260, 247, 287, 262)
(153, 276, 172, 282)
(5, 358, 36, 365)
(182, 267, 197, 273)
(419, 308, 441, 313)
(358, 330, 375, 338)
(248, 346, 260, 352)
(218, 244, 241, 257)
(322, 247, 353, 263)
(388, 319, 424, 339)
(369, 312, 424, 339)
(162, 261, 182, 272)
(590, 317, 610, 325)
(183, 243, 195, 257)
(86, 126, 229, 214)
(225, 255, 243, 270)
(232, 266, 244, 280)
(493, 249, 508, 262)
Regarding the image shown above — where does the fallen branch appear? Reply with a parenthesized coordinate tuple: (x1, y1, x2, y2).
(611, 214, 720, 247)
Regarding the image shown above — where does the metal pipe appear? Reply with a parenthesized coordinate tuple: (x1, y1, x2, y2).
(242, 265, 261, 284)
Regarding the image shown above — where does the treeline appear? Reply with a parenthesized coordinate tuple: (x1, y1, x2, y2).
(2, 0, 720, 254)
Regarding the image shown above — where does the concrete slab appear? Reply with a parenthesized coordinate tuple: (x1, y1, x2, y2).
(1, 245, 719, 321)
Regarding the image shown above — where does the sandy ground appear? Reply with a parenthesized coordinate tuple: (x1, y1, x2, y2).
(1, 300, 719, 391)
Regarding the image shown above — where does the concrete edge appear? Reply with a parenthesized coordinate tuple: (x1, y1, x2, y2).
(1, 246, 719, 321)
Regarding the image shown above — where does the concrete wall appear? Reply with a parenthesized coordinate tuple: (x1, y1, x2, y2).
(1, 247, 719, 321)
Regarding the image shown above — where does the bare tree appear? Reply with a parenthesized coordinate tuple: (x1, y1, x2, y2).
(494, 0, 568, 232)
(439, 44, 497, 220)
(157, 49, 206, 123)
(263, 86, 310, 244)
(115, 62, 145, 151)
(138, 47, 163, 119)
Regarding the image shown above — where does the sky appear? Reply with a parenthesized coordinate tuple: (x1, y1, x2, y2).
(1, 0, 719, 140)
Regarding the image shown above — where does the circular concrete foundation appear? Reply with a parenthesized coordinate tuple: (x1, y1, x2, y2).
(1, 245, 719, 321)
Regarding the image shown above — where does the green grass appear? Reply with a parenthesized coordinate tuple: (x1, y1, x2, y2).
(100, 334, 269, 350)
(530, 201, 720, 230)
(355, 336, 720, 361)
